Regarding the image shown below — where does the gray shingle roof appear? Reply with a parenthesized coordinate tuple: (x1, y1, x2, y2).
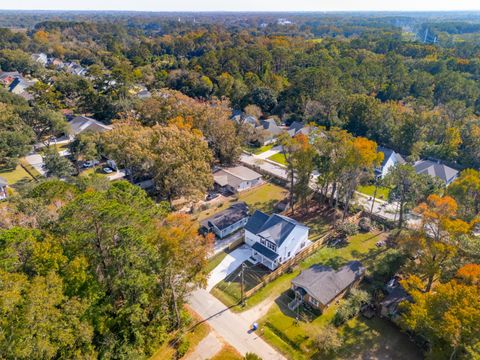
(252, 241, 279, 261)
(377, 146, 405, 169)
(202, 202, 249, 231)
(213, 166, 262, 188)
(69, 116, 112, 135)
(259, 118, 283, 135)
(245, 210, 270, 234)
(414, 160, 459, 185)
(245, 211, 308, 247)
(292, 261, 365, 306)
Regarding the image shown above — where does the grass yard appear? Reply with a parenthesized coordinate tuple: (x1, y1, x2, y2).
(268, 152, 287, 166)
(210, 344, 242, 360)
(254, 231, 421, 360)
(194, 183, 288, 221)
(244, 143, 275, 155)
(150, 306, 210, 360)
(0, 165, 34, 186)
(205, 250, 230, 274)
(357, 184, 390, 201)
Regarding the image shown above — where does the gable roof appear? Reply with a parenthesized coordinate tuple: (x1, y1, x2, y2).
(414, 160, 459, 184)
(213, 166, 262, 188)
(292, 261, 365, 305)
(259, 118, 283, 135)
(69, 116, 112, 135)
(245, 210, 270, 234)
(377, 146, 406, 169)
(245, 211, 308, 247)
(202, 202, 249, 231)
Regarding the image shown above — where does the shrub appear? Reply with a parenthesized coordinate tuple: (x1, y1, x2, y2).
(358, 217, 372, 232)
(337, 222, 358, 237)
(333, 289, 371, 325)
(176, 338, 190, 359)
(245, 353, 263, 360)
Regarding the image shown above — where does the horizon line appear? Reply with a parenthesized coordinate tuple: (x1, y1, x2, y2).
(2, 9, 480, 13)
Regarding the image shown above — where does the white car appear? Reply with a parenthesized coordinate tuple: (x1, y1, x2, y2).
(103, 167, 113, 174)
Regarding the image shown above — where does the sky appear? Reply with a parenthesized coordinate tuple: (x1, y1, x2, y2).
(1, 0, 480, 12)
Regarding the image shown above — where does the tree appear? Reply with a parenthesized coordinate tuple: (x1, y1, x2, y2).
(312, 324, 343, 356)
(415, 195, 470, 244)
(400, 273, 480, 359)
(385, 164, 441, 228)
(399, 231, 457, 292)
(0, 103, 34, 169)
(448, 169, 480, 222)
(43, 147, 74, 178)
(68, 132, 99, 174)
(150, 124, 213, 204)
(244, 104, 263, 119)
(248, 87, 277, 113)
(280, 132, 318, 213)
(23, 106, 68, 145)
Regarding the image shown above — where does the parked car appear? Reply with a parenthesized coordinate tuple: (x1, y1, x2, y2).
(82, 160, 99, 168)
(206, 192, 220, 201)
(103, 167, 113, 174)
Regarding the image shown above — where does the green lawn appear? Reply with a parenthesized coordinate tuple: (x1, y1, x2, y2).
(212, 229, 375, 313)
(357, 184, 390, 200)
(268, 152, 287, 166)
(0, 165, 33, 186)
(254, 232, 421, 360)
(205, 250, 230, 274)
(194, 183, 288, 221)
(243, 144, 274, 155)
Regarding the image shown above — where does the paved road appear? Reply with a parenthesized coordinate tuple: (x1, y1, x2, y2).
(242, 151, 404, 223)
(188, 288, 285, 360)
(240, 153, 288, 181)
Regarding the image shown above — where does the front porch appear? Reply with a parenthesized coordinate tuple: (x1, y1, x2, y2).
(251, 242, 279, 270)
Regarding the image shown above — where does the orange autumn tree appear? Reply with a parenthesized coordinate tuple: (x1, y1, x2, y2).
(400, 195, 470, 292)
(400, 265, 480, 359)
(341, 136, 383, 220)
(415, 194, 470, 243)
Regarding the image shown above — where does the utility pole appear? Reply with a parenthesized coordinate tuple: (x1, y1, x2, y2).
(240, 263, 246, 307)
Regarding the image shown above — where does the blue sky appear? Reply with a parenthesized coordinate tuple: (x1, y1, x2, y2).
(1, 0, 479, 11)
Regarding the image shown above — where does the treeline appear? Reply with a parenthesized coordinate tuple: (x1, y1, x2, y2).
(1, 17, 480, 168)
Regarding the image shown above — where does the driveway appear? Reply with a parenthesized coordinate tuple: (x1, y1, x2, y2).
(212, 230, 244, 256)
(24, 154, 46, 176)
(240, 153, 288, 181)
(188, 288, 285, 360)
(207, 244, 252, 291)
(256, 145, 282, 160)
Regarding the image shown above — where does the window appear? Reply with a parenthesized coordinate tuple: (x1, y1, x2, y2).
(260, 238, 266, 245)
(266, 241, 276, 252)
(287, 251, 291, 257)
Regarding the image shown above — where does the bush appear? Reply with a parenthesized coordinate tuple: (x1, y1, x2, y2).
(337, 222, 358, 237)
(176, 338, 190, 359)
(333, 288, 371, 325)
(245, 353, 263, 360)
(358, 217, 372, 232)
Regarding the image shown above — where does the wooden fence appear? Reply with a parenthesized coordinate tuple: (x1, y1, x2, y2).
(244, 231, 332, 298)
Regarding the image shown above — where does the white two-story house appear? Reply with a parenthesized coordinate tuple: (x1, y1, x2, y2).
(375, 146, 406, 179)
(244, 210, 309, 270)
